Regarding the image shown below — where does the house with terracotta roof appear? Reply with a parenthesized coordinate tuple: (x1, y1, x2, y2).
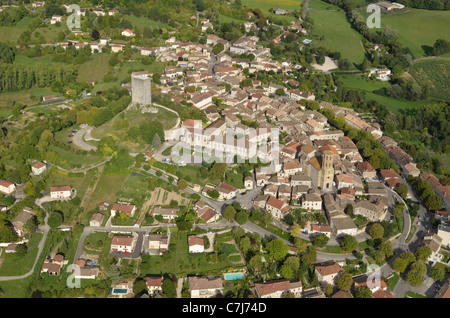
(145, 276, 163, 295)
(265, 195, 291, 219)
(110, 235, 135, 253)
(254, 279, 302, 298)
(50, 185, 72, 199)
(301, 192, 322, 211)
(434, 278, 450, 298)
(310, 224, 332, 238)
(0, 179, 15, 195)
(188, 276, 224, 298)
(121, 29, 135, 37)
(215, 182, 239, 200)
(357, 161, 376, 179)
(41, 254, 66, 276)
(111, 202, 136, 217)
(31, 162, 47, 175)
(188, 235, 205, 253)
(314, 261, 345, 285)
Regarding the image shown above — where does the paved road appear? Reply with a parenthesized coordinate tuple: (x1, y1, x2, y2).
(72, 125, 98, 151)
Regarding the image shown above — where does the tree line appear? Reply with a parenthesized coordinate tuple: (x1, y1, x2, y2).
(0, 62, 78, 92)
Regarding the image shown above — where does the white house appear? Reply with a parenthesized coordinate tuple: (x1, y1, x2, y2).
(110, 235, 135, 253)
(50, 185, 72, 199)
(0, 179, 16, 195)
(188, 235, 205, 253)
(315, 262, 345, 285)
(188, 276, 224, 298)
(244, 176, 254, 190)
(254, 279, 302, 298)
(31, 162, 47, 175)
(50, 15, 63, 24)
(121, 29, 135, 37)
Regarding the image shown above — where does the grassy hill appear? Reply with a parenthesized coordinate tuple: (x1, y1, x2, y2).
(308, 0, 366, 66)
(358, 8, 450, 58)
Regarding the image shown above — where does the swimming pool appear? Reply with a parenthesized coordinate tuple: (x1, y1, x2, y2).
(113, 288, 128, 294)
(224, 273, 245, 280)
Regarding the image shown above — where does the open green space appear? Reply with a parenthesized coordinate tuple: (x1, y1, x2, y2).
(358, 8, 450, 58)
(308, 0, 365, 65)
(83, 167, 130, 212)
(76, 54, 113, 83)
(335, 73, 435, 112)
(123, 14, 169, 31)
(140, 229, 242, 277)
(0, 233, 43, 276)
(0, 15, 35, 43)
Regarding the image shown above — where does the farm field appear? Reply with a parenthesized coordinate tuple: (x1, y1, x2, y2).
(409, 59, 450, 101)
(308, 0, 365, 65)
(358, 8, 450, 58)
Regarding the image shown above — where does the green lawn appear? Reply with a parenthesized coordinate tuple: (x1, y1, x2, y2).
(0, 16, 35, 43)
(123, 14, 169, 30)
(140, 230, 240, 277)
(0, 233, 43, 276)
(0, 91, 35, 109)
(77, 54, 112, 83)
(358, 8, 450, 58)
(83, 167, 130, 212)
(387, 272, 400, 291)
(308, 0, 365, 65)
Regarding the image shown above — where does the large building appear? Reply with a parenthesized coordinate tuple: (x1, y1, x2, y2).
(131, 73, 152, 107)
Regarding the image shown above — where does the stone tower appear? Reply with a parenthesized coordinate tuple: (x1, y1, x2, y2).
(131, 73, 152, 107)
(320, 150, 334, 190)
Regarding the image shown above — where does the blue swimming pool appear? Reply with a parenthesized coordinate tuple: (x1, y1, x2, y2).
(113, 288, 128, 294)
(224, 273, 245, 280)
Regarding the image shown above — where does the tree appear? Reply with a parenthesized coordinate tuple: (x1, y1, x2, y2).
(0, 42, 15, 64)
(289, 223, 301, 238)
(311, 233, 329, 248)
(431, 263, 446, 282)
(323, 284, 334, 296)
(177, 179, 188, 190)
(415, 245, 432, 262)
(340, 235, 358, 252)
(369, 223, 384, 240)
(235, 211, 248, 225)
(336, 272, 353, 291)
(162, 278, 177, 298)
(91, 29, 100, 40)
(406, 261, 427, 286)
(48, 212, 63, 230)
(279, 264, 294, 279)
(133, 278, 148, 295)
(212, 43, 224, 55)
(265, 238, 289, 262)
(15, 243, 27, 256)
(395, 183, 409, 199)
(207, 189, 219, 199)
(223, 205, 237, 222)
(355, 286, 373, 298)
